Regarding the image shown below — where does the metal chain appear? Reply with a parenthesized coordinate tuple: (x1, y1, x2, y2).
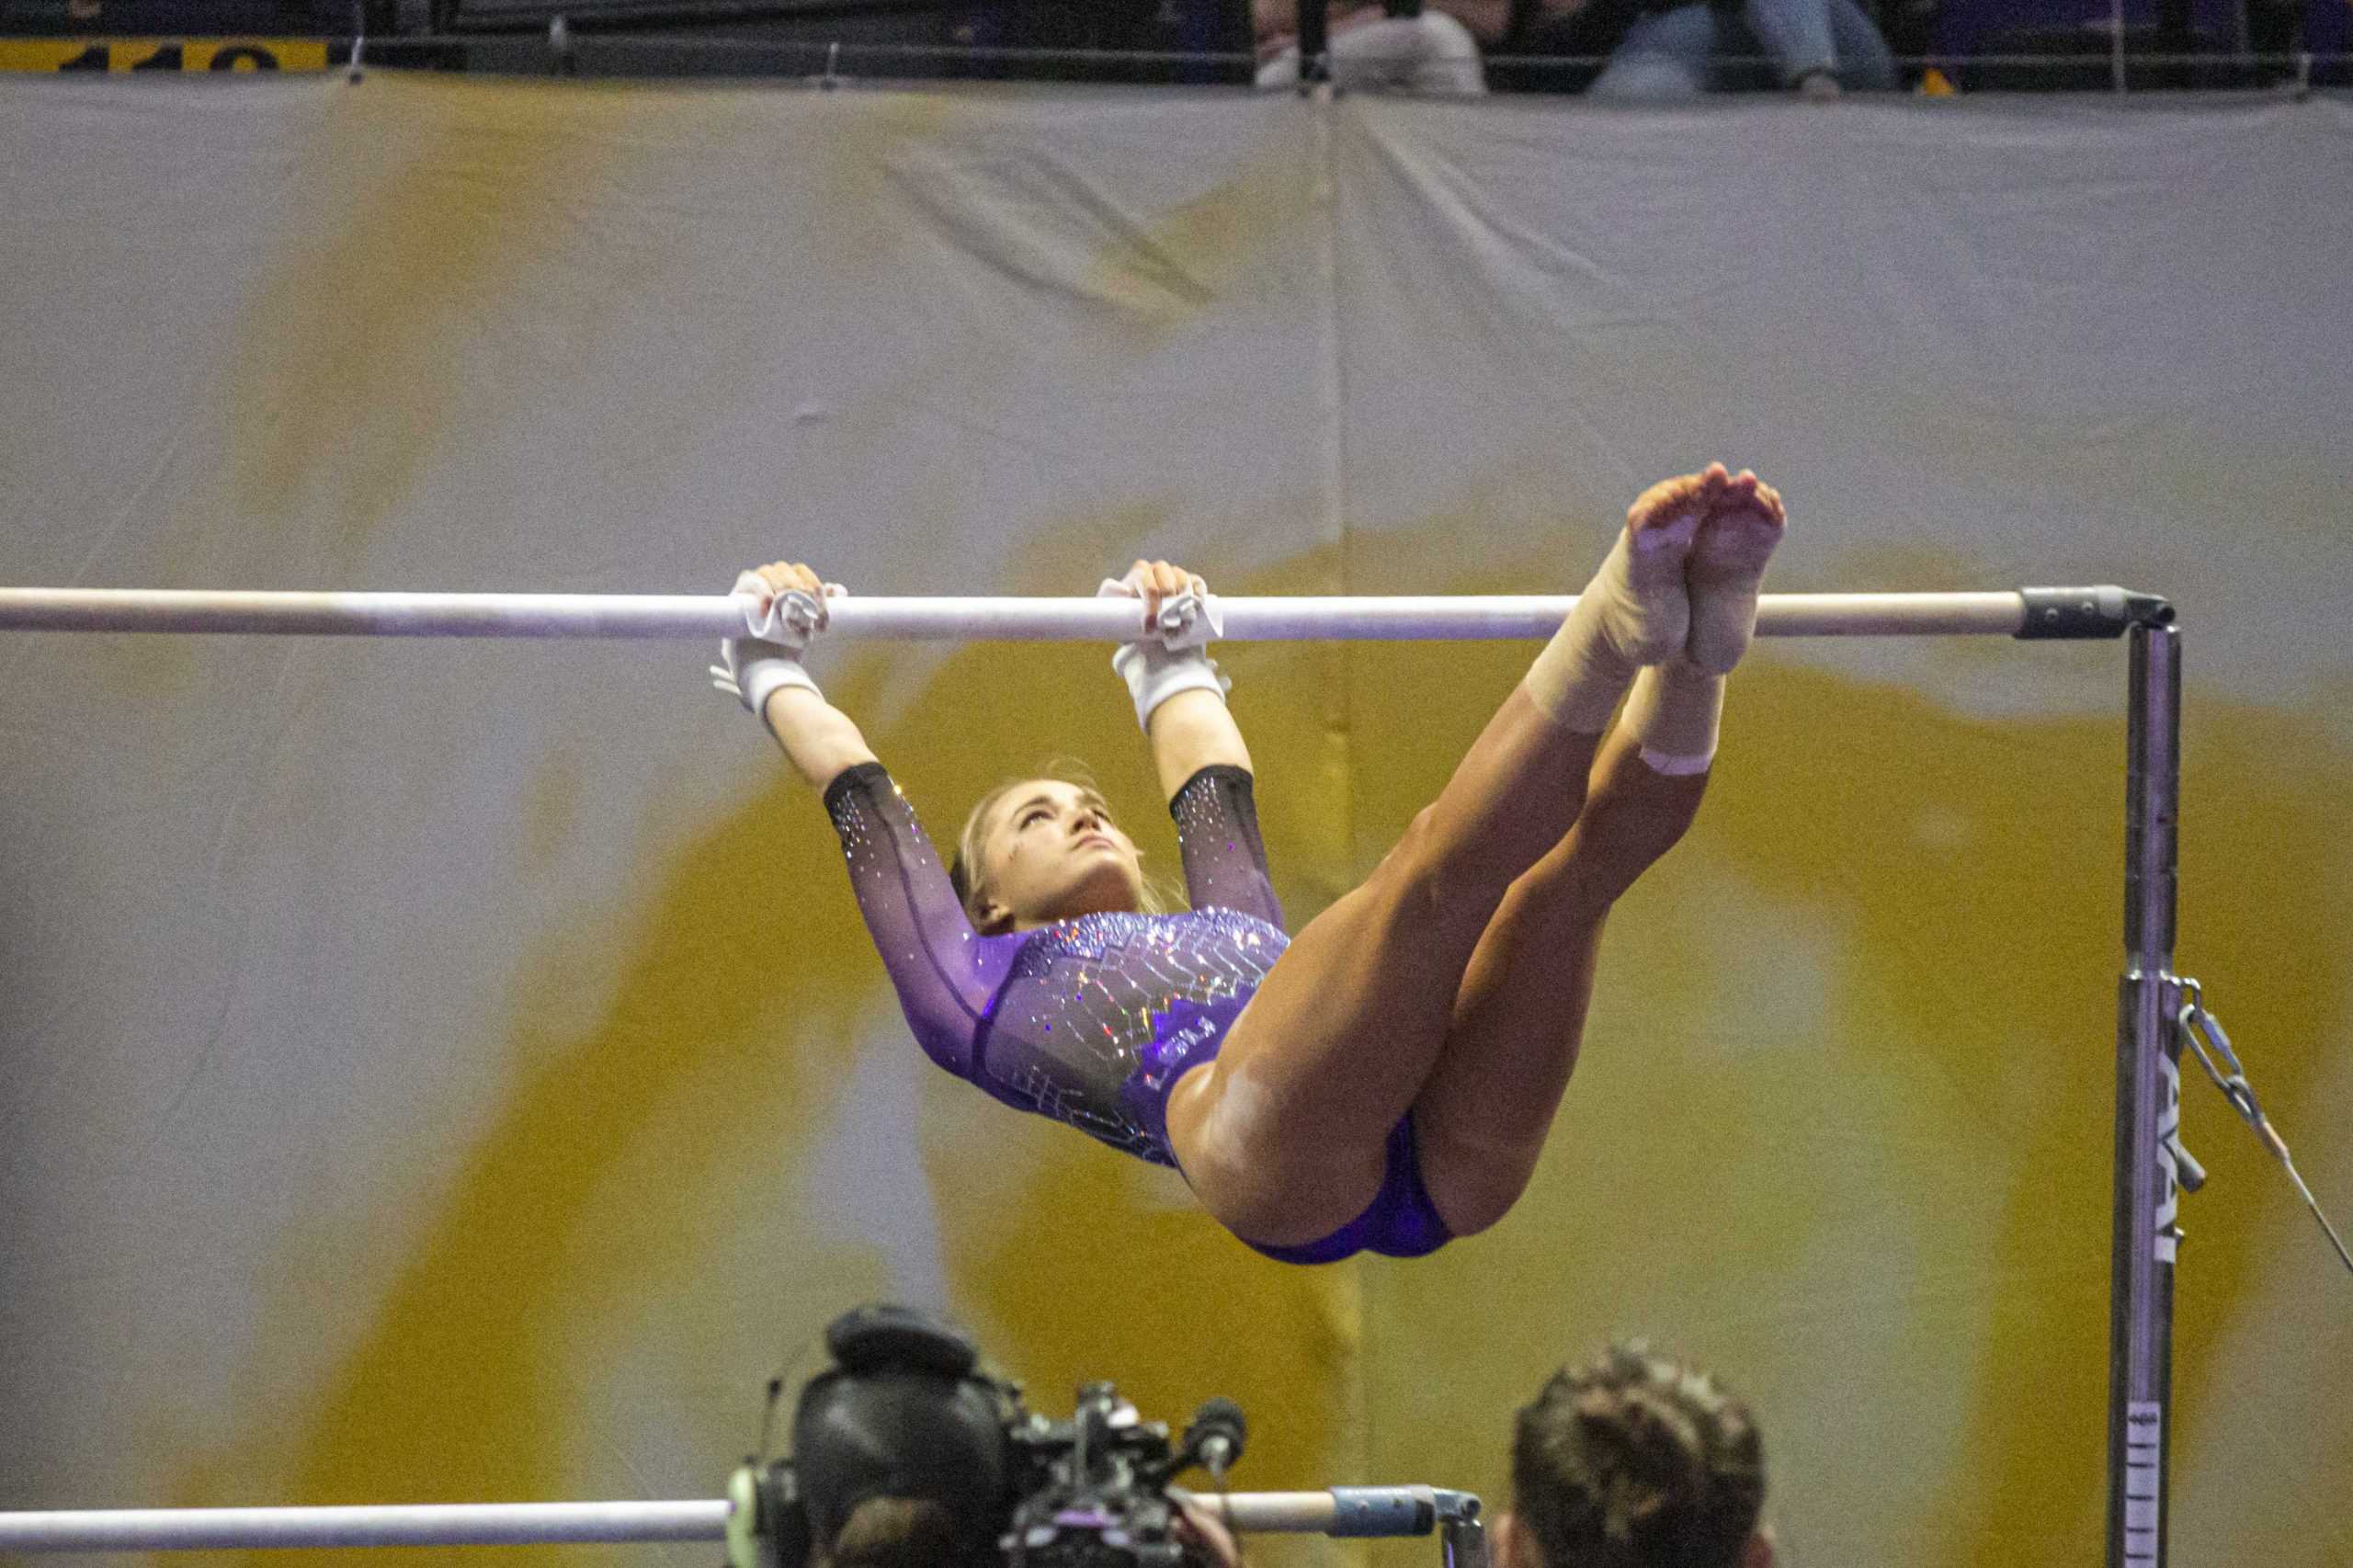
(2174, 978, 2353, 1278)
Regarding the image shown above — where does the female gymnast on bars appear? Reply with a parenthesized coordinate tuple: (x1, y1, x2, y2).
(714, 463, 1783, 1264)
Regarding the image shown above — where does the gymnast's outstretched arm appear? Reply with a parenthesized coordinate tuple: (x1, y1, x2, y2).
(1103, 559, 1283, 928)
(714, 561, 877, 791)
(716, 561, 1004, 1080)
(1106, 558, 1252, 801)
(1148, 688, 1251, 803)
(761, 686, 877, 792)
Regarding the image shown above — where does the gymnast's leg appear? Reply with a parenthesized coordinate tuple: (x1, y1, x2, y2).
(1409, 495, 1786, 1236)
(1165, 466, 1761, 1249)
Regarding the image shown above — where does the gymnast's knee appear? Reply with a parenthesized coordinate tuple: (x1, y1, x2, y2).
(1370, 806, 1518, 930)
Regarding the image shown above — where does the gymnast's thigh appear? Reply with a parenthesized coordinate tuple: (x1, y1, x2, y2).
(1160, 1043, 1399, 1250)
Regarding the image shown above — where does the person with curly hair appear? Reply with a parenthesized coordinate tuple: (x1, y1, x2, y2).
(1501, 1343, 1770, 1568)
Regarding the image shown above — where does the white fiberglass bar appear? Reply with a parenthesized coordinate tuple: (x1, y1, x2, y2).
(0, 1491, 1416, 1552)
(1178, 1491, 1338, 1530)
(0, 1502, 730, 1552)
(0, 587, 2157, 642)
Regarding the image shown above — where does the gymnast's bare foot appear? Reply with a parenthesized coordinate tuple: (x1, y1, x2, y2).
(1596, 464, 1723, 665)
(1686, 467, 1786, 674)
(1525, 463, 1726, 731)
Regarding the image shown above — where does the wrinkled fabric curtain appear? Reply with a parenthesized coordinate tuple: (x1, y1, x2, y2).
(3, 75, 2348, 1568)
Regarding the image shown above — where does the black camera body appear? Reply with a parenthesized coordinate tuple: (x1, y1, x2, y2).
(729, 1307, 1241, 1568)
(1004, 1381, 1188, 1568)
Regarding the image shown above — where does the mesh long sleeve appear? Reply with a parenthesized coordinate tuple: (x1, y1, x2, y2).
(822, 763, 1012, 1081)
(1168, 766, 1284, 931)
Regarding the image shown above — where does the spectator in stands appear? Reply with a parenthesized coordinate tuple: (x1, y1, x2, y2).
(1504, 0, 1894, 97)
(1255, 0, 1490, 92)
(1496, 1342, 1772, 1568)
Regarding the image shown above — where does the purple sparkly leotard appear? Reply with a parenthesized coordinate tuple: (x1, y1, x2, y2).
(822, 762, 1449, 1265)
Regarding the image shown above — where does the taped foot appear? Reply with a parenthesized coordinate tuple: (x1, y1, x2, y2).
(1523, 469, 1710, 731)
(1686, 469, 1786, 675)
(1606, 467, 1717, 664)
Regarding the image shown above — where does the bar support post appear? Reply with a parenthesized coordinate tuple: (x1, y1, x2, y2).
(1298, 0, 1329, 81)
(2108, 619, 2181, 1568)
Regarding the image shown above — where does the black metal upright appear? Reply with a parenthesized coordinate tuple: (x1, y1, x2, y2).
(2108, 619, 2181, 1568)
(1297, 0, 1330, 82)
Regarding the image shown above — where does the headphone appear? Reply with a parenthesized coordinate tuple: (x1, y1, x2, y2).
(727, 1305, 1026, 1568)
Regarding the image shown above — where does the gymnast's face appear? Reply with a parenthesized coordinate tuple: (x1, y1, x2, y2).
(972, 779, 1144, 933)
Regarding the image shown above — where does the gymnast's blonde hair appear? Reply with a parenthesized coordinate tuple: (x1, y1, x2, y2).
(948, 762, 1175, 934)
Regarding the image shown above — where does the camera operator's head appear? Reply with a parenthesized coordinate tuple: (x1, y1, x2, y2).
(789, 1306, 1018, 1568)
(1496, 1343, 1768, 1568)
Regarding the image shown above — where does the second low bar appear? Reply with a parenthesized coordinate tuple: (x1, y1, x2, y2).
(0, 1490, 1460, 1552)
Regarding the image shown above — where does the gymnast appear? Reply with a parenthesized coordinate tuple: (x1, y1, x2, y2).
(714, 463, 1784, 1264)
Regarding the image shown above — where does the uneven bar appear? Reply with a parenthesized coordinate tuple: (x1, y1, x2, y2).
(0, 1490, 1463, 1552)
(0, 1503, 730, 1552)
(0, 587, 2153, 641)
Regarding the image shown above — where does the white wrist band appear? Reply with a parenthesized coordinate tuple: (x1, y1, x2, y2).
(1097, 574, 1232, 731)
(1111, 641, 1231, 733)
(742, 654, 822, 724)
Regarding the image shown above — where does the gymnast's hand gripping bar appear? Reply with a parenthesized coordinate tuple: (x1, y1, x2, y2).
(0, 585, 2168, 641)
(0, 1488, 1482, 1554)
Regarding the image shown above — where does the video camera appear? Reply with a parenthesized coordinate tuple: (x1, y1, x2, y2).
(726, 1305, 1247, 1568)
(1005, 1379, 1245, 1568)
